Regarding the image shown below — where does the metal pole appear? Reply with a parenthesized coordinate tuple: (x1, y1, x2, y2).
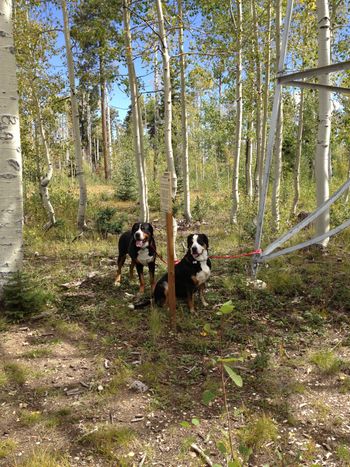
(252, 0, 294, 275)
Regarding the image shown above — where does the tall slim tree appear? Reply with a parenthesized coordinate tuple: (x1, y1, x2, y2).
(272, 0, 283, 230)
(156, 0, 177, 198)
(0, 0, 23, 291)
(315, 0, 331, 246)
(178, 0, 191, 222)
(61, 0, 87, 230)
(230, 0, 243, 224)
(122, 0, 149, 221)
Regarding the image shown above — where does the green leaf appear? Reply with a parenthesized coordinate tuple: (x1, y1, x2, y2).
(219, 300, 234, 314)
(218, 356, 244, 363)
(228, 461, 242, 467)
(202, 389, 216, 405)
(180, 421, 190, 428)
(224, 365, 243, 387)
(213, 464, 223, 467)
(191, 418, 200, 426)
(203, 323, 217, 335)
(217, 441, 227, 454)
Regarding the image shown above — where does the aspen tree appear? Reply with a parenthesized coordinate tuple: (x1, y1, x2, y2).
(0, 0, 23, 291)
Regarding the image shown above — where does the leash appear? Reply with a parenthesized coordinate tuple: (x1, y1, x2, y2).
(150, 245, 262, 265)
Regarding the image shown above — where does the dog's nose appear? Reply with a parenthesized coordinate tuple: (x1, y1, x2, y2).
(191, 246, 197, 254)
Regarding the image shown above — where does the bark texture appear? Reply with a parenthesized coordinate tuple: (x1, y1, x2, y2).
(231, 0, 243, 224)
(0, 0, 23, 291)
(61, 0, 87, 230)
(315, 0, 331, 246)
(123, 0, 149, 221)
(178, 0, 191, 222)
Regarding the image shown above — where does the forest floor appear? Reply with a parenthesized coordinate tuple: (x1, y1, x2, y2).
(1, 214, 350, 466)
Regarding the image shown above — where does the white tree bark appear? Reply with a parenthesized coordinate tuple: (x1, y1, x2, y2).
(261, 0, 271, 168)
(178, 0, 191, 222)
(0, 0, 23, 291)
(315, 0, 331, 246)
(61, 0, 87, 231)
(291, 89, 304, 216)
(272, 0, 283, 231)
(33, 92, 56, 230)
(231, 0, 243, 224)
(123, 0, 149, 221)
(156, 0, 177, 198)
(252, 0, 263, 202)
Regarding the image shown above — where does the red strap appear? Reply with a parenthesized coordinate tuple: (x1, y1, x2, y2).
(150, 244, 262, 265)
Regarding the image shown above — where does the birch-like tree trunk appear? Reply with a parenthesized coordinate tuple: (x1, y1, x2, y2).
(261, 0, 271, 167)
(122, 0, 148, 221)
(156, 0, 177, 198)
(100, 64, 111, 180)
(0, 0, 23, 291)
(33, 92, 56, 230)
(291, 89, 304, 216)
(315, 0, 331, 246)
(231, 0, 243, 224)
(61, 0, 87, 230)
(178, 0, 191, 222)
(252, 0, 263, 202)
(272, 0, 283, 231)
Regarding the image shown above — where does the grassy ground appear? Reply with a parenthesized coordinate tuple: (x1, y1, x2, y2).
(1, 180, 350, 466)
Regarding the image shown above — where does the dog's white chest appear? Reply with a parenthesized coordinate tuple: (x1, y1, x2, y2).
(195, 262, 210, 285)
(137, 249, 154, 265)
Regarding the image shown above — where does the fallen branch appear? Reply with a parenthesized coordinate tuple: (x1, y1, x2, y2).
(190, 443, 213, 466)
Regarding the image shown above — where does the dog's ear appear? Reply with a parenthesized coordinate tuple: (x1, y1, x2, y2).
(146, 223, 154, 235)
(187, 234, 194, 249)
(201, 234, 209, 249)
(131, 223, 139, 233)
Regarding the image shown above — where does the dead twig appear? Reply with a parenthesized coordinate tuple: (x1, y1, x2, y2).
(190, 443, 213, 466)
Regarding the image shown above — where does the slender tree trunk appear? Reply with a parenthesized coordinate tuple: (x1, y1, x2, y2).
(272, 0, 283, 231)
(33, 92, 56, 230)
(291, 89, 304, 216)
(100, 60, 111, 180)
(252, 0, 262, 203)
(122, 0, 148, 221)
(61, 0, 87, 231)
(0, 0, 23, 291)
(231, 0, 243, 224)
(153, 48, 160, 180)
(156, 0, 177, 197)
(315, 0, 331, 246)
(245, 115, 253, 199)
(136, 87, 149, 220)
(156, 0, 177, 257)
(106, 97, 113, 173)
(87, 98, 93, 169)
(261, 0, 271, 167)
(178, 0, 191, 222)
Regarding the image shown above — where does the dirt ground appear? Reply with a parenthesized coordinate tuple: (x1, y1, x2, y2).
(1, 241, 350, 466)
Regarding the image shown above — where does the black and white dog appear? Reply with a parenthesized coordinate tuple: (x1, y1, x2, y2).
(115, 223, 156, 294)
(153, 233, 211, 312)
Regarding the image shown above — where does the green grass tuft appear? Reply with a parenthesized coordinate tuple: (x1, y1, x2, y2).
(79, 425, 135, 459)
(0, 439, 17, 459)
(310, 350, 343, 375)
(239, 414, 278, 451)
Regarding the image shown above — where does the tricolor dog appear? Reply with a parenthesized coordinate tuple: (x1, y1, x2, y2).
(115, 223, 156, 293)
(153, 233, 211, 312)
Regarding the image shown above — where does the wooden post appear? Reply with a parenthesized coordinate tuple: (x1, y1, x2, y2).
(160, 172, 176, 329)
